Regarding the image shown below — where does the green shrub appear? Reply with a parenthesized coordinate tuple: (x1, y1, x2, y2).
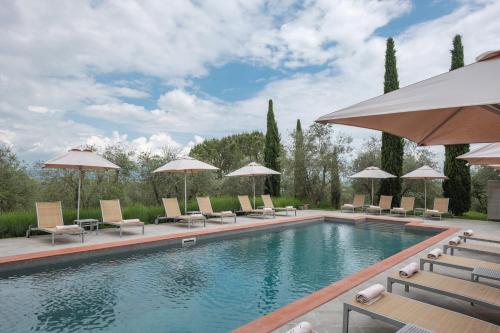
(0, 196, 304, 238)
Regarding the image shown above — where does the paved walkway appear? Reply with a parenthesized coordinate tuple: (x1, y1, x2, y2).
(273, 216, 500, 333)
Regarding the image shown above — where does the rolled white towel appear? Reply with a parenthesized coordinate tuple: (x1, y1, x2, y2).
(449, 236, 461, 246)
(427, 248, 443, 259)
(286, 205, 294, 209)
(221, 210, 233, 215)
(123, 218, 141, 223)
(342, 204, 354, 208)
(463, 229, 474, 236)
(263, 207, 273, 211)
(189, 214, 204, 218)
(399, 262, 419, 278)
(285, 321, 313, 333)
(55, 225, 81, 230)
(355, 284, 385, 305)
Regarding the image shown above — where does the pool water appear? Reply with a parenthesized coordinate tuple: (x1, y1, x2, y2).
(0, 221, 434, 333)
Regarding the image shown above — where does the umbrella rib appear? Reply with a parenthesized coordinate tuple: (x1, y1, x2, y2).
(480, 104, 500, 116)
(417, 107, 464, 146)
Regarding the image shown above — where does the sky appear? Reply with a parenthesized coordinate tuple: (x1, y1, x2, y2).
(1, 0, 500, 162)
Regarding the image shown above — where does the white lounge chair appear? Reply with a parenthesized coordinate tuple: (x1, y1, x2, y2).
(366, 195, 392, 214)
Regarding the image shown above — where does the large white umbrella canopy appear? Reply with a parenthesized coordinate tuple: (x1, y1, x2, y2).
(316, 50, 500, 146)
(153, 156, 219, 214)
(226, 162, 280, 209)
(43, 147, 120, 220)
(457, 142, 500, 165)
(402, 165, 447, 210)
(349, 166, 396, 205)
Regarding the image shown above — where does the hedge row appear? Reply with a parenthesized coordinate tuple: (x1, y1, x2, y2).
(0, 196, 305, 238)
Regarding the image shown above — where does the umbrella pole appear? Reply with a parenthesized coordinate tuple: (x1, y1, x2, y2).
(77, 168, 81, 221)
(184, 172, 187, 215)
(253, 176, 256, 209)
(371, 179, 374, 205)
(424, 180, 427, 211)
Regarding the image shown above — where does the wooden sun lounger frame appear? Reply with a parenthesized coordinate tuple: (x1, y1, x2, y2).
(261, 194, 297, 216)
(443, 243, 500, 257)
(420, 254, 500, 273)
(366, 195, 392, 215)
(390, 196, 415, 217)
(237, 195, 276, 218)
(342, 292, 499, 333)
(341, 194, 365, 213)
(197, 196, 236, 224)
(459, 234, 500, 245)
(28, 201, 85, 245)
(387, 272, 500, 312)
(100, 199, 145, 237)
(162, 198, 206, 228)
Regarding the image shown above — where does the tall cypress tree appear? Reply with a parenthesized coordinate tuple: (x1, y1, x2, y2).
(443, 35, 471, 215)
(264, 99, 281, 196)
(379, 37, 404, 206)
(293, 119, 306, 198)
(330, 149, 341, 209)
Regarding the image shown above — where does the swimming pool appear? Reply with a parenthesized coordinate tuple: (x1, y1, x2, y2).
(0, 220, 435, 333)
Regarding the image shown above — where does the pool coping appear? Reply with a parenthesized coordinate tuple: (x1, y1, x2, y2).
(0, 213, 459, 333)
(232, 220, 459, 333)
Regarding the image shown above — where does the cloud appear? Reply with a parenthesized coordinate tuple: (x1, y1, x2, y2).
(1, 0, 500, 164)
(85, 131, 201, 157)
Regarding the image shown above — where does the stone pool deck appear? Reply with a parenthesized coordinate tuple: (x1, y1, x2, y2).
(0, 210, 498, 332)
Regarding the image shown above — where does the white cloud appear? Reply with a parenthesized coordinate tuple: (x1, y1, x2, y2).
(1, 0, 500, 163)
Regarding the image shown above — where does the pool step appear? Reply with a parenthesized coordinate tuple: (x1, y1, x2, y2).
(353, 221, 406, 233)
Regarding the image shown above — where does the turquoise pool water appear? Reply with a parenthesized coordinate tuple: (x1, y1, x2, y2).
(0, 221, 434, 333)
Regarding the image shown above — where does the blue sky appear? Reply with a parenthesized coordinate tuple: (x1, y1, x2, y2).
(1, 0, 499, 161)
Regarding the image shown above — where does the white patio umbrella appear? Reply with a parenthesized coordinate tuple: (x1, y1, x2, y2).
(349, 166, 396, 205)
(401, 165, 447, 210)
(43, 147, 120, 220)
(226, 162, 280, 209)
(153, 156, 219, 214)
(457, 142, 500, 165)
(316, 50, 500, 146)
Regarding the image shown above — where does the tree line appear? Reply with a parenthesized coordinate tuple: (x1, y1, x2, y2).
(1, 35, 498, 216)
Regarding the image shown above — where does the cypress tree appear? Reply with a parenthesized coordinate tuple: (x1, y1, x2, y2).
(293, 119, 307, 198)
(330, 149, 341, 209)
(443, 35, 471, 215)
(379, 37, 404, 206)
(264, 99, 281, 196)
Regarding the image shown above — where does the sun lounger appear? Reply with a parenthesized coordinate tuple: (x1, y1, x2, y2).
(197, 196, 236, 223)
(237, 195, 275, 218)
(423, 198, 449, 220)
(261, 194, 297, 216)
(343, 291, 500, 333)
(162, 197, 206, 228)
(443, 242, 500, 257)
(459, 233, 500, 245)
(366, 195, 392, 214)
(28, 201, 84, 245)
(341, 194, 365, 213)
(387, 270, 500, 312)
(100, 199, 145, 237)
(390, 196, 415, 217)
(420, 254, 500, 282)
